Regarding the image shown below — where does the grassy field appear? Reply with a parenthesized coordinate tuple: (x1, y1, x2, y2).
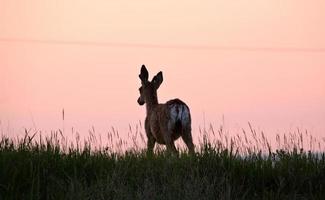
(0, 127, 325, 200)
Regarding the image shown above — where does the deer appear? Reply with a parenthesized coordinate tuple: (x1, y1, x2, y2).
(137, 65, 195, 154)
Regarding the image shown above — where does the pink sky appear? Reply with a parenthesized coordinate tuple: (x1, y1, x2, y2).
(1, 1, 325, 142)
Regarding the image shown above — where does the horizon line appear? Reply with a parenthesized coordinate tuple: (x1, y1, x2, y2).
(1, 37, 325, 53)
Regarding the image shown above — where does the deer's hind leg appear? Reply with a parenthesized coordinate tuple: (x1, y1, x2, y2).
(162, 126, 178, 154)
(181, 126, 195, 154)
(165, 137, 177, 154)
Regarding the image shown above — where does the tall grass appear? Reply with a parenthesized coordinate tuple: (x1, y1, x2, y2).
(0, 124, 324, 199)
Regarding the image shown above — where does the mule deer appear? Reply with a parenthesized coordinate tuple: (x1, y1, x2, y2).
(137, 65, 194, 154)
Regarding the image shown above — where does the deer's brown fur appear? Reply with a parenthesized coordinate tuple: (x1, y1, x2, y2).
(137, 65, 194, 154)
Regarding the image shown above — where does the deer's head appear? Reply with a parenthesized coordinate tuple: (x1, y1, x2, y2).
(137, 65, 163, 106)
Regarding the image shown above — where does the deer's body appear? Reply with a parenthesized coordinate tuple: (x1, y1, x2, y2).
(137, 65, 194, 153)
(146, 99, 191, 144)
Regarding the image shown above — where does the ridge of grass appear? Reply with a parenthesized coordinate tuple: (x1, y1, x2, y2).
(0, 132, 325, 200)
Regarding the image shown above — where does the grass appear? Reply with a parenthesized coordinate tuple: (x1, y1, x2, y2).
(0, 124, 325, 200)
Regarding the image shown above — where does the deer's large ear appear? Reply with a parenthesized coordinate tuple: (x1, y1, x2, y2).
(139, 65, 149, 83)
(152, 71, 163, 89)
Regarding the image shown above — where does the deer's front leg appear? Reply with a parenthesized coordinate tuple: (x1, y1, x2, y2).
(147, 135, 156, 153)
(145, 118, 155, 153)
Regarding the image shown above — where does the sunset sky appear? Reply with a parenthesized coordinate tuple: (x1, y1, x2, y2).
(1, 1, 324, 142)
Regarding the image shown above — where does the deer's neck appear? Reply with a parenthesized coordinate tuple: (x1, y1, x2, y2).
(145, 94, 158, 115)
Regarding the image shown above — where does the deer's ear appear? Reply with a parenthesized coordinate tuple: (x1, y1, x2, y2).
(139, 65, 149, 83)
(152, 71, 163, 89)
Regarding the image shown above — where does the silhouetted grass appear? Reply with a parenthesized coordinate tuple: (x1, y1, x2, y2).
(0, 125, 325, 200)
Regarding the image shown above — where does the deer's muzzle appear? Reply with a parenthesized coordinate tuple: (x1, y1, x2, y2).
(137, 97, 145, 105)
